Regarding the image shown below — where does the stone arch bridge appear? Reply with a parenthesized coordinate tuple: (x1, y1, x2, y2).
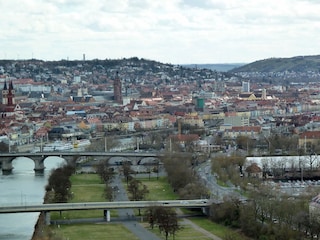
(0, 152, 165, 175)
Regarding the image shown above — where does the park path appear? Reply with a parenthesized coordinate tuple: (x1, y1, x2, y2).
(181, 218, 222, 240)
(112, 173, 162, 240)
(175, 208, 223, 240)
(113, 171, 224, 240)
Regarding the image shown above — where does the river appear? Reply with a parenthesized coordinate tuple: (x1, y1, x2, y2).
(0, 156, 65, 240)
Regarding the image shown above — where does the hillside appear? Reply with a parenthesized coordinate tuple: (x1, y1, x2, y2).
(229, 55, 320, 73)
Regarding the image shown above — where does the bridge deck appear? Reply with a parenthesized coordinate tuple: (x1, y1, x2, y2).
(0, 199, 210, 213)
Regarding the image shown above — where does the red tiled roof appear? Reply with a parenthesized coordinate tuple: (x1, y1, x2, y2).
(246, 163, 262, 173)
(169, 134, 199, 142)
(231, 126, 261, 132)
(299, 131, 320, 139)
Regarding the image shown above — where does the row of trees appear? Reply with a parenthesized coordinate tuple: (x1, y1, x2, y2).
(210, 187, 320, 240)
(210, 153, 320, 239)
(211, 155, 245, 188)
(147, 206, 180, 240)
(234, 133, 320, 157)
(162, 153, 208, 199)
(94, 160, 115, 201)
(119, 157, 182, 240)
(44, 165, 75, 203)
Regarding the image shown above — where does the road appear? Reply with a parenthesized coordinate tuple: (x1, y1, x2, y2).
(196, 159, 242, 201)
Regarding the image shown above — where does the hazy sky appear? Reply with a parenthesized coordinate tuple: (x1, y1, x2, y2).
(1, 0, 320, 64)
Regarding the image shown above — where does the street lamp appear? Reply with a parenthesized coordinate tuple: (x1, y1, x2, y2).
(8, 134, 11, 153)
(299, 155, 304, 182)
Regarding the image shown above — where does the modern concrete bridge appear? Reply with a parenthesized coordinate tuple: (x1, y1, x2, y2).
(0, 152, 165, 175)
(0, 199, 211, 225)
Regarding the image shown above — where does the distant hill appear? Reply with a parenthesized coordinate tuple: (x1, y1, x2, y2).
(229, 55, 320, 73)
(183, 63, 245, 72)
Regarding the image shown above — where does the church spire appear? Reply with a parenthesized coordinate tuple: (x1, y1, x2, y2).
(3, 80, 7, 90)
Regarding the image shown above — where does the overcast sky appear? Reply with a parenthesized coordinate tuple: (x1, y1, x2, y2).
(1, 0, 320, 64)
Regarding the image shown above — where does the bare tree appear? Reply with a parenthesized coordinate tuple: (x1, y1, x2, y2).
(87, 136, 120, 151)
(122, 161, 133, 185)
(147, 206, 180, 240)
(127, 178, 149, 201)
(94, 160, 114, 184)
(127, 178, 149, 216)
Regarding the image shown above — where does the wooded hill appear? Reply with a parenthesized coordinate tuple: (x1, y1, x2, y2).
(229, 55, 320, 73)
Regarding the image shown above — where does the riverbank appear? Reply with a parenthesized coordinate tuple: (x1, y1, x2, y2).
(0, 157, 66, 239)
(31, 213, 46, 240)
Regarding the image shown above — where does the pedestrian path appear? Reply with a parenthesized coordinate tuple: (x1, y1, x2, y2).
(182, 218, 223, 240)
(112, 174, 162, 240)
(113, 172, 224, 240)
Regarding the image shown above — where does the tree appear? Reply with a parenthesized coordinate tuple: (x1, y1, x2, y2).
(147, 206, 180, 240)
(210, 197, 241, 227)
(45, 165, 74, 203)
(147, 132, 164, 150)
(211, 155, 245, 186)
(178, 182, 208, 200)
(122, 161, 133, 185)
(94, 160, 114, 184)
(104, 184, 114, 201)
(162, 153, 208, 199)
(236, 135, 254, 153)
(127, 178, 149, 216)
(86, 136, 120, 151)
(127, 178, 149, 201)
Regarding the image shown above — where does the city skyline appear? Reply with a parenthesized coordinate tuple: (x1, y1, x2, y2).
(1, 0, 320, 64)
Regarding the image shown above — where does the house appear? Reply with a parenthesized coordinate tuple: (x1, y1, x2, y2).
(298, 131, 320, 149)
(245, 163, 263, 178)
(224, 126, 262, 139)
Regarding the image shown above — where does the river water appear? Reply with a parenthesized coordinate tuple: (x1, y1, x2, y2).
(0, 157, 65, 240)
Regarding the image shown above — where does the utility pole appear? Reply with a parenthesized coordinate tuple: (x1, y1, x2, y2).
(104, 135, 107, 152)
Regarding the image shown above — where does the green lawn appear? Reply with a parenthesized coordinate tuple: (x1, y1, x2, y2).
(51, 173, 114, 220)
(141, 221, 212, 240)
(50, 173, 250, 240)
(191, 217, 250, 240)
(140, 177, 177, 200)
(52, 223, 139, 240)
(70, 173, 102, 185)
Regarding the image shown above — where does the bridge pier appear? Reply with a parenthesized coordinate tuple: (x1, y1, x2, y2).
(33, 157, 46, 175)
(44, 211, 51, 225)
(104, 209, 110, 222)
(1, 157, 15, 175)
(202, 207, 210, 216)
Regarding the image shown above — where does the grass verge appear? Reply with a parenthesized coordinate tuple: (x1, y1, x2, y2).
(52, 223, 139, 240)
(51, 173, 116, 220)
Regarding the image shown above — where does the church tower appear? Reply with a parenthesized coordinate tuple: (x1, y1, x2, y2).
(2, 81, 8, 105)
(2, 80, 16, 112)
(7, 81, 15, 106)
(113, 72, 122, 104)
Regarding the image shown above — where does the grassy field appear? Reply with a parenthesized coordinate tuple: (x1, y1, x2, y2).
(51, 173, 116, 220)
(138, 177, 177, 200)
(141, 221, 213, 240)
(191, 218, 250, 240)
(51, 173, 250, 240)
(52, 223, 139, 240)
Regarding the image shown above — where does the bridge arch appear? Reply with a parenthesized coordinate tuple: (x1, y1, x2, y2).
(1, 156, 67, 175)
(0, 152, 163, 174)
(137, 157, 159, 165)
(108, 156, 133, 166)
